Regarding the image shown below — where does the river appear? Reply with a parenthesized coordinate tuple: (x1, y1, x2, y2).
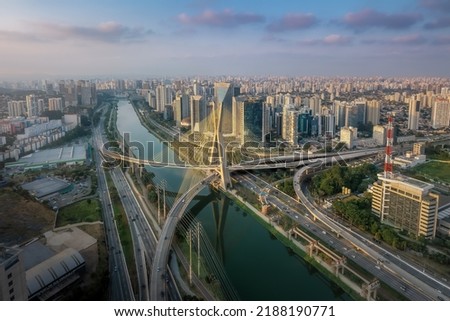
(116, 99, 351, 300)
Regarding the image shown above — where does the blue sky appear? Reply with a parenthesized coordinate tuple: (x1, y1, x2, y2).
(1, 0, 449, 79)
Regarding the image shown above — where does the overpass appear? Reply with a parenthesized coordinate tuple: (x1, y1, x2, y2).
(101, 146, 384, 172)
(294, 165, 450, 300)
(150, 173, 217, 300)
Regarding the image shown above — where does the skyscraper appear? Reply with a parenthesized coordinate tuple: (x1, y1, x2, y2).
(190, 95, 206, 132)
(345, 100, 366, 128)
(214, 82, 234, 135)
(408, 96, 420, 130)
(282, 107, 299, 145)
(234, 96, 267, 145)
(431, 98, 450, 129)
(7, 101, 26, 117)
(367, 100, 380, 125)
(25, 94, 38, 117)
(155, 85, 166, 113)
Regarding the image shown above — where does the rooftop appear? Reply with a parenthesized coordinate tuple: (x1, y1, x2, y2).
(378, 173, 434, 192)
(5, 145, 86, 169)
(22, 177, 71, 198)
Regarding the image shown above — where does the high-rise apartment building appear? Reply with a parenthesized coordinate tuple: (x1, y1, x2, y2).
(48, 98, 63, 111)
(431, 98, 450, 129)
(367, 100, 380, 125)
(371, 174, 438, 239)
(7, 100, 26, 117)
(408, 96, 421, 130)
(282, 107, 299, 145)
(25, 95, 38, 117)
(155, 84, 172, 113)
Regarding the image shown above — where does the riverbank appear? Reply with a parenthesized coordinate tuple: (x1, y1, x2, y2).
(117, 98, 358, 300)
(222, 187, 363, 301)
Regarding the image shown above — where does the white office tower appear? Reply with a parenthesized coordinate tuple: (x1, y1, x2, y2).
(431, 98, 450, 129)
(408, 96, 420, 130)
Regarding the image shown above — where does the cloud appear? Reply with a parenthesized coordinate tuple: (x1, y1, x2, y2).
(0, 30, 42, 42)
(261, 34, 286, 43)
(433, 35, 450, 45)
(424, 16, 450, 29)
(342, 9, 422, 31)
(29, 21, 153, 43)
(389, 34, 427, 45)
(361, 34, 427, 46)
(420, 0, 450, 12)
(266, 13, 318, 32)
(177, 9, 265, 28)
(298, 34, 353, 46)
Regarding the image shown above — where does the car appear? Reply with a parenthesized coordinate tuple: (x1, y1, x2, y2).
(295, 215, 299, 219)
(114, 266, 118, 272)
(157, 267, 160, 272)
(375, 265, 381, 270)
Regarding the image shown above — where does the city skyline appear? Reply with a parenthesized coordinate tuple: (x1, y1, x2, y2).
(1, 0, 450, 80)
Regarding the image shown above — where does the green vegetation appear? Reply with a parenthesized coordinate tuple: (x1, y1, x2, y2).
(311, 163, 378, 197)
(276, 178, 296, 198)
(408, 161, 450, 184)
(425, 145, 450, 161)
(56, 198, 102, 227)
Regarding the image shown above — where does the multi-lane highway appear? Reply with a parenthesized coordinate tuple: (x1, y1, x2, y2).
(150, 174, 216, 300)
(293, 165, 450, 301)
(92, 115, 135, 300)
(235, 168, 446, 301)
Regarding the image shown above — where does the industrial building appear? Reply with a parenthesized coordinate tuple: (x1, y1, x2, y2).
(5, 144, 86, 171)
(21, 177, 72, 199)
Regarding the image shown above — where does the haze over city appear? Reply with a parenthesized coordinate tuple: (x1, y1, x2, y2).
(1, 0, 450, 79)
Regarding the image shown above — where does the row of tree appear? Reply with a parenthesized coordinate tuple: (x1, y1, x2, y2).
(311, 163, 378, 197)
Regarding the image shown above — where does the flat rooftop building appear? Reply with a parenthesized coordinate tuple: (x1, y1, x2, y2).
(371, 173, 438, 239)
(5, 145, 86, 170)
(21, 177, 72, 199)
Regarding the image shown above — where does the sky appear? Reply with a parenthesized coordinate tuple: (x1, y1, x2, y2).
(1, 0, 450, 79)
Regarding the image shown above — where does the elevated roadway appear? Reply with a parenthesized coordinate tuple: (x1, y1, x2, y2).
(294, 165, 450, 301)
(150, 173, 217, 300)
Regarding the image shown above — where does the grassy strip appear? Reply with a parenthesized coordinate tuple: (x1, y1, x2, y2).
(104, 171, 138, 293)
(223, 189, 364, 301)
(56, 199, 102, 227)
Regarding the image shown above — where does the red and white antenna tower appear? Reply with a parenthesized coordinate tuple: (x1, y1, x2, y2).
(384, 114, 394, 178)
